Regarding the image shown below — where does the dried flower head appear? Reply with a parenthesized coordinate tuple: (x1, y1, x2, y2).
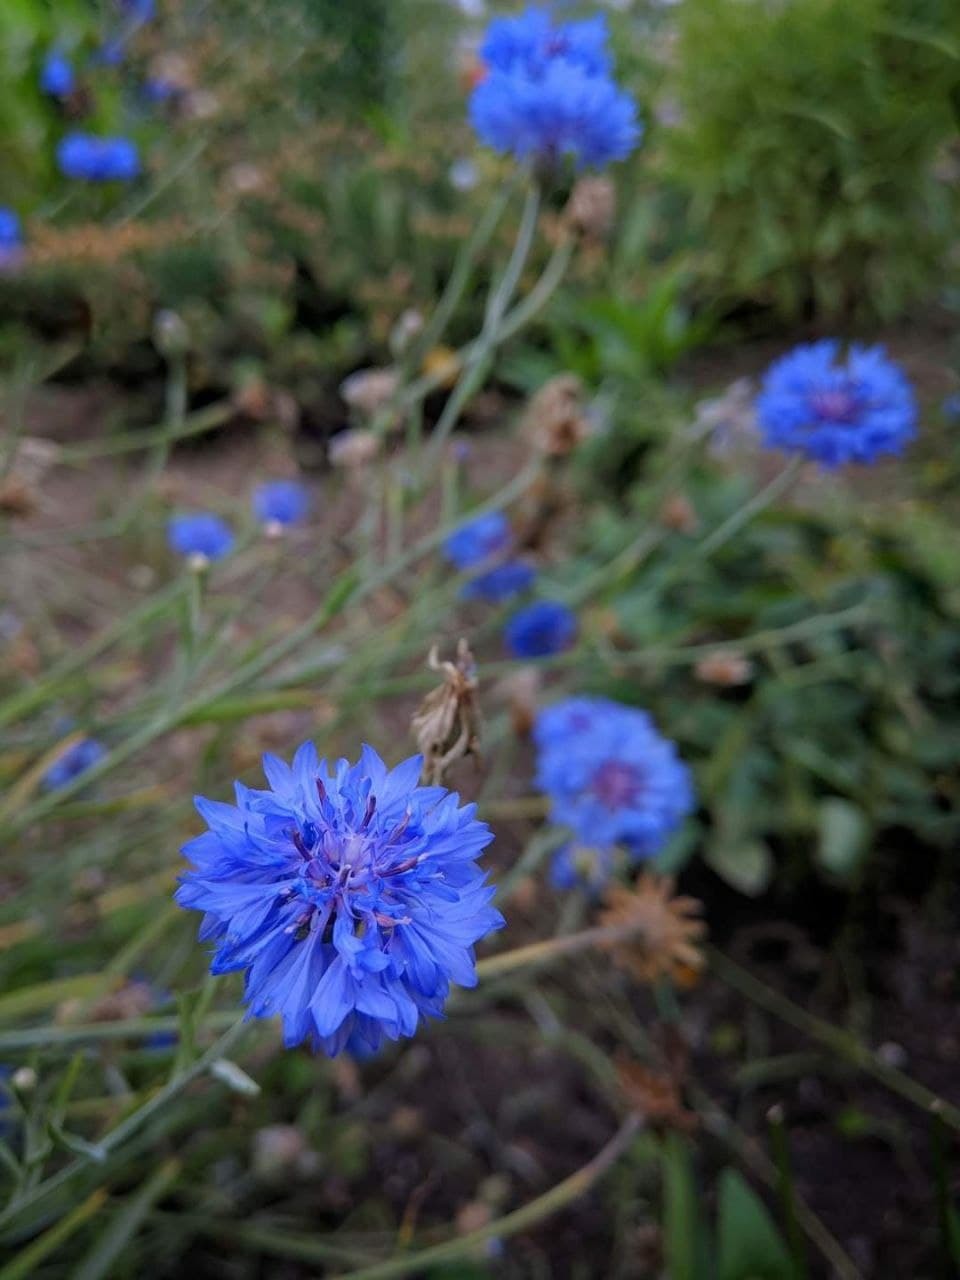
(522, 374, 591, 457)
(694, 650, 754, 688)
(340, 367, 399, 418)
(600, 873, 705, 986)
(615, 1055, 697, 1133)
(658, 492, 699, 535)
(566, 175, 616, 240)
(328, 428, 380, 469)
(411, 639, 482, 785)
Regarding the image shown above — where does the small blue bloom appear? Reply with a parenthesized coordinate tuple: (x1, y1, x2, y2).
(168, 513, 235, 562)
(549, 843, 615, 895)
(57, 133, 141, 182)
(535, 696, 693, 856)
(0, 209, 22, 266)
(43, 737, 107, 791)
(176, 743, 504, 1056)
(462, 560, 536, 603)
(443, 510, 512, 570)
(40, 50, 75, 97)
(470, 7, 640, 168)
(144, 77, 179, 104)
(504, 600, 577, 658)
(253, 480, 310, 528)
(756, 340, 917, 468)
(120, 0, 157, 20)
(92, 38, 126, 67)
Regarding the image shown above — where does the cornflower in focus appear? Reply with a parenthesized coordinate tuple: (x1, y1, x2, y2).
(504, 600, 577, 658)
(470, 7, 640, 168)
(167, 513, 235, 568)
(535, 696, 693, 856)
(756, 340, 917, 468)
(57, 134, 141, 183)
(176, 744, 504, 1056)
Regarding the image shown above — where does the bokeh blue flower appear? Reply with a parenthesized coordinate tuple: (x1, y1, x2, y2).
(43, 737, 107, 791)
(443, 510, 512, 569)
(535, 696, 693, 856)
(57, 134, 141, 182)
(549, 843, 615, 895)
(756, 340, 917, 468)
(504, 599, 577, 658)
(470, 6, 640, 168)
(0, 209, 22, 266)
(253, 480, 311, 528)
(40, 50, 75, 98)
(176, 743, 504, 1056)
(462, 560, 536, 603)
(168, 513, 235, 562)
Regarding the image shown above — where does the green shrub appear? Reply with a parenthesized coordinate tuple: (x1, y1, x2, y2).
(659, 0, 960, 322)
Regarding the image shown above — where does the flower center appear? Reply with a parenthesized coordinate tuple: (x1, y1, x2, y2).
(809, 386, 860, 424)
(590, 760, 644, 809)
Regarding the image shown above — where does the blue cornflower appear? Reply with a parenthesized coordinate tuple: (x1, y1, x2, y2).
(0, 209, 22, 267)
(462, 560, 536, 603)
(481, 8, 612, 78)
(756, 340, 917, 468)
(534, 696, 693, 856)
(43, 737, 107, 791)
(167, 512, 235, 563)
(57, 133, 141, 182)
(443, 510, 512, 570)
(120, 0, 157, 20)
(504, 600, 577, 658)
(176, 743, 504, 1056)
(253, 480, 310, 530)
(40, 49, 75, 97)
(549, 843, 615, 895)
(470, 8, 640, 168)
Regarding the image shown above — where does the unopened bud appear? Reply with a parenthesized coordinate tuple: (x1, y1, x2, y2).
(153, 309, 189, 359)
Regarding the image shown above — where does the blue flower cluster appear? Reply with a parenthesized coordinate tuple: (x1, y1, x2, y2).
(57, 133, 141, 183)
(756, 340, 917, 468)
(43, 737, 107, 791)
(535, 696, 693, 888)
(176, 743, 504, 1056)
(470, 7, 640, 168)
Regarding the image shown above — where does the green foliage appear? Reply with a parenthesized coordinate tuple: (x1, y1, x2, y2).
(660, 0, 960, 321)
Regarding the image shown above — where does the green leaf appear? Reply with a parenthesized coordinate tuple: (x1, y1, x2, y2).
(661, 1134, 709, 1280)
(717, 1169, 793, 1280)
(816, 798, 870, 877)
(705, 839, 773, 896)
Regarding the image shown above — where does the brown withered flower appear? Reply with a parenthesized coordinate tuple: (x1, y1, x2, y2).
(565, 175, 617, 241)
(339, 367, 399, 419)
(694, 650, 754, 688)
(658, 492, 700, 535)
(615, 1056, 698, 1134)
(522, 373, 591, 458)
(600, 873, 706, 987)
(411, 639, 482, 785)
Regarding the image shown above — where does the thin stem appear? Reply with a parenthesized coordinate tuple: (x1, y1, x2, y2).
(331, 1115, 641, 1280)
(694, 456, 803, 561)
(708, 945, 960, 1132)
(0, 1017, 248, 1234)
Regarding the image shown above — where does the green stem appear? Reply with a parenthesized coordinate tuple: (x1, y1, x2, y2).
(331, 1115, 641, 1280)
(0, 1017, 248, 1235)
(708, 945, 960, 1132)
